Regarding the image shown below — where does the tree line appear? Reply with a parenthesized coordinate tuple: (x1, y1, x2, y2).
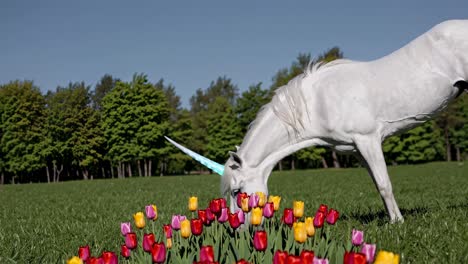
(1, 47, 467, 184)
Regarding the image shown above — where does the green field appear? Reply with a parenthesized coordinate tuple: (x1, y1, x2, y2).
(1, 162, 467, 263)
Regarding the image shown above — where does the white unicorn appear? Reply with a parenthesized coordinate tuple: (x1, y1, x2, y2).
(166, 19, 468, 223)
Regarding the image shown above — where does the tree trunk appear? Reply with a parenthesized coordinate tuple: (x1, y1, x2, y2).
(332, 151, 341, 168)
(101, 167, 105, 179)
(278, 160, 283, 171)
(1, 172, 4, 185)
(160, 161, 163, 177)
(291, 157, 295, 170)
(144, 159, 148, 177)
(321, 157, 329, 168)
(83, 169, 88, 180)
(149, 160, 152, 177)
(127, 163, 132, 178)
(118, 161, 122, 178)
(137, 160, 142, 177)
(444, 125, 452, 161)
(46, 166, 50, 183)
(456, 147, 461, 162)
(110, 161, 114, 179)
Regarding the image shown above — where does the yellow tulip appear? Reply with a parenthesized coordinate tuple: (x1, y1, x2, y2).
(305, 217, 315, 236)
(166, 238, 172, 249)
(133, 212, 146, 229)
(293, 222, 307, 243)
(251, 207, 263, 225)
(293, 201, 304, 218)
(188, 196, 198, 212)
(256, 192, 267, 207)
(241, 197, 250, 212)
(180, 219, 191, 238)
(268, 195, 281, 211)
(374, 250, 400, 264)
(67, 256, 83, 264)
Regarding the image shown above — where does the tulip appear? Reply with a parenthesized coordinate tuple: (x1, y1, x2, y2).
(101, 251, 117, 264)
(326, 209, 339, 225)
(344, 252, 367, 264)
(268, 195, 281, 211)
(305, 217, 315, 236)
(121, 244, 131, 259)
(263, 202, 274, 218)
(253, 230, 267, 251)
(249, 193, 259, 208)
(374, 251, 399, 264)
(251, 207, 263, 225)
(166, 238, 172, 249)
(190, 218, 203, 235)
(273, 250, 288, 264)
(125, 232, 137, 250)
(352, 229, 364, 246)
(188, 196, 198, 211)
(210, 198, 222, 215)
(163, 224, 172, 238)
(89, 257, 104, 264)
(312, 256, 329, 264)
(236, 192, 249, 208)
(300, 250, 315, 264)
(236, 259, 250, 264)
(313, 211, 326, 228)
(293, 222, 307, 243)
(293, 200, 304, 218)
(229, 212, 241, 229)
(133, 212, 146, 229)
(241, 196, 250, 212)
(237, 209, 245, 224)
(180, 219, 191, 238)
(256, 192, 267, 207)
(360, 243, 376, 263)
(120, 222, 131, 236)
(67, 256, 83, 264)
(317, 204, 328, 214)
(200, 245, 215, 262)
(287, 255, 301, 264)
(218, 207, 229, 223)
(145, 204, 157, 220)
(220, 198, 227, 208)
(143, 233, 155, 252)
(171, 215, 186, 230)
(206, 208, 216, 222)
(151, 242, 166, 263)
(198, 210, 209, 225)
(282, 208, 295, 226)
(78, 245, 90, 262)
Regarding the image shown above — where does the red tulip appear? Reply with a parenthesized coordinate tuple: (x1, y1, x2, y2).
(198, 209, 212, 225)
(125, 232, 137, 249)
(313, 211, 326, 228)
(343, 252, 367, 264)
(220, 198, 227, 208)
(317, 204, 328, 214)
(236, 259, 250, 264)
(210, 199, 222, 215)
(78, 245, 90, 261)
(89, 257, 104, 264)
(326, 209, 339, 225)
(163, 224, 172, 238)
(121, 244, 131, 259)
(101, 251, 117, 264)
(191, 218, 204, 236)
(273, 250, 288, 264)
(228, 212, 241, 229)
(236, 192, 249, 207)
(263, 202, 275, 218)
(143, 233, 155, 252)
(300, 250, 314, 264)
(253, 230, 267, 251)
(282, 208, 295, 226)
(151, 242, 166, 263)
(206, 208, 216, 222)
(200, 245, 215, 262)
(286, 255, 301, 264)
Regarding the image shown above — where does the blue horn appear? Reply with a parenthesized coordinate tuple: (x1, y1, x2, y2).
(164, 136, 225, 176)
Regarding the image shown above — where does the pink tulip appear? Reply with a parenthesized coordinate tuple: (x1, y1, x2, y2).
(120, 222, 131, 236)
(171, 215, 186, 230)
(313, 256, 329, 264)
(263, 202, 274, 218)
(236, 209, 245, 224)
(248, 193, 259, 208)
(78, 245, 90, 261)
(360, 243, 376, 263)
(145, 205, 157, 220)
(218, 208, 228, 223)
(125, 232, 137, 250)
(352, 229, 364, 246)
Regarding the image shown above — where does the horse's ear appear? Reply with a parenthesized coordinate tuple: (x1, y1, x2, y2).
(229, 151, 243, 168)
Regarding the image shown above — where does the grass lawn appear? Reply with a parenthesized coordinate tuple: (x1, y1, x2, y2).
(1, 162, 467, 263)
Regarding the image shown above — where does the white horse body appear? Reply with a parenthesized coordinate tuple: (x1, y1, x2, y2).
(223, 20, 468, 222)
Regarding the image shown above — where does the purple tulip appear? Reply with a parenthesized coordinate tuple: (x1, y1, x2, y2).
(313, 256, 329, 264)
(171, 215, 186, 230)
(145, 205, 157, 220)
(218, 208, 229, 223)
(248, 193, 259, 208)
(120, 222, 131, 236)
(236, 209, 245, 224)
(360, 243, 376, 263)
(352, 229, 364, 246)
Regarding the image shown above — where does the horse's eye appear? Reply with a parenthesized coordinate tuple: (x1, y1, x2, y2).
(231, 189, 240, 197)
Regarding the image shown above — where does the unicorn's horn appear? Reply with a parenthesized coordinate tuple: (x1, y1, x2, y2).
(164, 136, 225, 176)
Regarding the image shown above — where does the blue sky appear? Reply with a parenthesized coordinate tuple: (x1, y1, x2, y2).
(1, 0, 467, 107)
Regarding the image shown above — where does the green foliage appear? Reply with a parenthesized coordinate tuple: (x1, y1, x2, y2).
(235, 82, 271, 134)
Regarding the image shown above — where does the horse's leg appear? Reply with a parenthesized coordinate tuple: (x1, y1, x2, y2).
(354, 134, 404, 223)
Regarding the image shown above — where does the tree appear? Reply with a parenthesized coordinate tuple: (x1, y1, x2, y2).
(93, 74, 119, 110)
(235, 82, 271, 134)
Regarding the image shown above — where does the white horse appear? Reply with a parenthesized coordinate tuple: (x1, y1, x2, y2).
(167, 20, 468, 223)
